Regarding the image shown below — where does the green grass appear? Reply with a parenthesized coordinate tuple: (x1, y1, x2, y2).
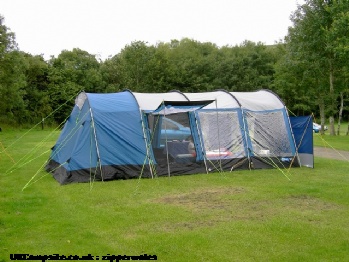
(313, 122, 349, 151)
(314, 133, 349, 151)
(1, 129, 349, 261)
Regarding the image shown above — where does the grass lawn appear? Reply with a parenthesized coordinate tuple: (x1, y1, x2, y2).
(314, 133, 349, 151)
(1, 129, 349, 261)
(313, 122, 349, 151)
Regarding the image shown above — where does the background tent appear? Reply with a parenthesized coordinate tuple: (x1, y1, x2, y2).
(46, 90, 305, 184)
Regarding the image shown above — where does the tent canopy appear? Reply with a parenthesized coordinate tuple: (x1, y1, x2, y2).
(151, 100, 215, 115)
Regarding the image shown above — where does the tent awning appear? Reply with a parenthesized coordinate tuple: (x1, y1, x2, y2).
(151, 100, 214, 115)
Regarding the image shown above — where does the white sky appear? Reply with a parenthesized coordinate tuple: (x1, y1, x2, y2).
(1, 0, 304, 60)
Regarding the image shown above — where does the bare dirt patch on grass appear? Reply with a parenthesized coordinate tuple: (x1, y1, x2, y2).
(152, 188, 340, 231)
(155, 187, 246, 211)
(285, 194, 339, 211)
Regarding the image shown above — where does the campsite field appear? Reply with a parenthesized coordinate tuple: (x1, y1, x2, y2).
(314, 132, 349, 151)
(1, 129, 349, 261)
(313, 122, 349, 151)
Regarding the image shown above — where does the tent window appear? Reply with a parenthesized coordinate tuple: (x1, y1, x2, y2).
(198, 111, 245, 159)
(161, 118, 180, 130)
(147, 113, 194, 164)
(245, 110, 292, 157)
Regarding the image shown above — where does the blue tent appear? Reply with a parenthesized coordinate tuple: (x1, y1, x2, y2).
(46, 90, 311, 184)
(290, 116, 314, 168)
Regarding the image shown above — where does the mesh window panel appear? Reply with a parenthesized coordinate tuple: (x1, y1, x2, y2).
(147, 113, 193, 164)
(198, 111, 245, 159)
(148, 113, 192, 146)
(245, 111, 292, 157)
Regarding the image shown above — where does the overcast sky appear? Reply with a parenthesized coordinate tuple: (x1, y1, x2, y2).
(1, 0, 304, 60)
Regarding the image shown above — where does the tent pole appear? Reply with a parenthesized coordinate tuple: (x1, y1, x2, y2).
(286, 108, 305, 170)
(215, 99, 223, 171)
(241, 109, 253, 170)
(139, 110, 154, 179)
(192, 111, 208, 174)
(89, 107, 103, 181)
(162, 100, 171, 177)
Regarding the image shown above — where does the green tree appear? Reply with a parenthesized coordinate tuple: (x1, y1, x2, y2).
(0, 15, 17, 57)
(0, 16, 28, 125)
(23, 54, 52, 123)
(48, 48, 104, 123)
(165, 38, 217, 92)
(108, 41, 159, 92)
(285, 0, 349, 135)
(212, 41, 276, 92)
(328, 3, 349, 134)
(0, 51, 28, 124)
(100, 57, 123, 92)
(273, 43, 319, 116)
(102, 39, 278, 95)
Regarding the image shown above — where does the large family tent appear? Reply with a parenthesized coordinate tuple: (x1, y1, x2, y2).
(46, 90, 311, 184)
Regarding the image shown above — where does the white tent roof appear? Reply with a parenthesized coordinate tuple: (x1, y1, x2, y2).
(231, 91, 284, 111)
(183, 91, 239, 109)
(131, 90, 284, 111)
(132, 92, 187, 111)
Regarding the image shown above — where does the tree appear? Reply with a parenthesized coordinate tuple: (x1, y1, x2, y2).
(102, 39, 277, 94)
(273, 42, 319, 116)
(23, 54, 52, 123)
(0, 15, 17, 57)
(328, 3, 349, 134)
(108, 41, 150, 91)
(0, 16, 28, 125)
(285, 0, 349, 135)
(164, 38, 218, 92)
(205, 41, 277, 93)
(48, 48, 104, 123)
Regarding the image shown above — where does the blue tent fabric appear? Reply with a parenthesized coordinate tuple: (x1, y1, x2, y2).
(46, 92, 151, 184)
(290, 116, 314, 168)
(290, 116, 313, 154)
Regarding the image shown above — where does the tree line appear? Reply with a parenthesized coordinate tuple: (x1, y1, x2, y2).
(1, 0, 348, 135)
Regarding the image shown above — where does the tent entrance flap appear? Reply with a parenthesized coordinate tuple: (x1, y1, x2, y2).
(290, 116, 313, 168)
(147, 113, 193, 149)
(151, 100, 214, 115)
(146, 112, 207, 176)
